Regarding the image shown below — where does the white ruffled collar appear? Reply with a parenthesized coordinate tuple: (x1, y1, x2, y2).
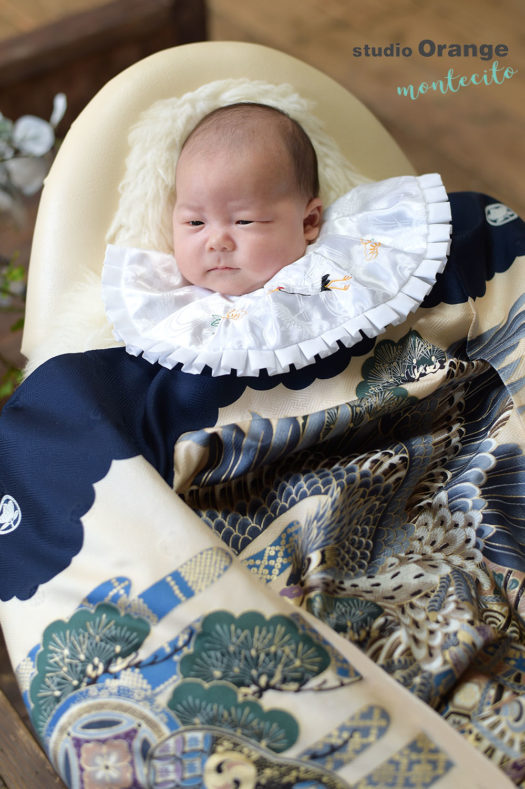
(102, 173, 451, 376)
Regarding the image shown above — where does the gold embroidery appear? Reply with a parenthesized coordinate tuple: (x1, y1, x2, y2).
(211, 309, 248, 327)
(361, 238, 381, 260)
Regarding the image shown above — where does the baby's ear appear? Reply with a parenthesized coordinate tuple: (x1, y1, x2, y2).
(303, 198, 323, 242)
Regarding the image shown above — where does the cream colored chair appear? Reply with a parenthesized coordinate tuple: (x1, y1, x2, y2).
(22, 40, 413, 361)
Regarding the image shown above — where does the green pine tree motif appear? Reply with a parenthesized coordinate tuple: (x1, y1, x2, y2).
(306, 593, 383, 644)
(29, 603, 150, 737)
(357, 330, 446, 398)
(168, 680, 299, 752)
(179, 611, 331, 698)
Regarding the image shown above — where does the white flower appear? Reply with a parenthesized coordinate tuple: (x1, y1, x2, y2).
(11, 115, 55, 157)
(50, 93, 67, 128)
(0, 94, 67, 213)
(4, 156, 49, 195)
(0, 140, 14, 160)
(9, 93, 66, 158)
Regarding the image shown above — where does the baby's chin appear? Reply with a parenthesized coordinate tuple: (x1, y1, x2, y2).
(216, 285, 261, 297)
(184, 274, 265, 297)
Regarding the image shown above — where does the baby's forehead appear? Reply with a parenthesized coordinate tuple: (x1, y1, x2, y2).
(174, 143, 295, 204)
(180, 106, 291, 159)
(175, 123, 294, 191)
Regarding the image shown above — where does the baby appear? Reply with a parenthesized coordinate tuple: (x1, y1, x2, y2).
(172, 103, 324, 297)
(103, 100, 450, 376)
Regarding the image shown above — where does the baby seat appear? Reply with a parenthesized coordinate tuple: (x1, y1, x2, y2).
(2, 41, 524, 789)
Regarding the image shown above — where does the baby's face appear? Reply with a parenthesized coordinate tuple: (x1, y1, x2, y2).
(172, 138, 322, 296)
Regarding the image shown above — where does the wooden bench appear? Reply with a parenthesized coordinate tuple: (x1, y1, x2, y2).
(1, 629, 66, 786)
(0, 688, 66, 788)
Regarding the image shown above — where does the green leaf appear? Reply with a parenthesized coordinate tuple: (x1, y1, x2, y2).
(0, 367, 21, 398)
(0, 379, 15, 398)
(6, 264, 25, 282)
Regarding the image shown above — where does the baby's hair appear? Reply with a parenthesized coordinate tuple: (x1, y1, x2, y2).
(180, 102, 320, 200)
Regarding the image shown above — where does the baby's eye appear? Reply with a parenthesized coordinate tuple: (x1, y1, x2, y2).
(236, 220, 253, 225)
(188, 220, 204, 226)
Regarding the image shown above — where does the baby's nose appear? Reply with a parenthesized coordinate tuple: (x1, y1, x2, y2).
(207, 227, 235, 252)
